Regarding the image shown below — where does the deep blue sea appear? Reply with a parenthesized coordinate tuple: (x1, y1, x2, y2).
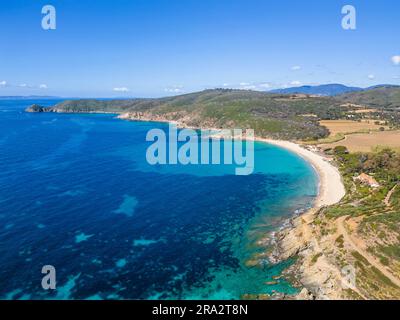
(0, 99, 318, 300)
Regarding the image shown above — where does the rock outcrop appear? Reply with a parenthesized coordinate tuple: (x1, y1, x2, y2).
(26, 104, 47, 112)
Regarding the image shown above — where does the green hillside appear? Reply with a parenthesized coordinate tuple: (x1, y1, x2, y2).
(337, 86, 400, 110)
(27, 89, 349, 140)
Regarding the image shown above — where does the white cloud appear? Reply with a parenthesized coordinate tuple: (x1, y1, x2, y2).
(259, 83, 270, 89)
(291, 66, 301, 71)
(165, 88, 182, 93)
(238, 82, 257, 90)
(19, 83, 34, 88)
(222, 83, 229, 87)
(113, 87, 129, 92)
(290, 80, 302, 86)
(0, 81, 48, 89)
(240, 84, 256, 90)
(368, 74, 375, 80)
(164, 85, 184, 94)
(392, 56, 400, 65)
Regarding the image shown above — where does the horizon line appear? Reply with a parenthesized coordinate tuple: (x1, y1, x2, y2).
(1, 82, 399, 100)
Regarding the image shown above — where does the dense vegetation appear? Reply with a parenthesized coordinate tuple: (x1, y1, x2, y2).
(26, 86, 400, 140)
(337, 86, 400, 110)
(319, 147, 400, 298)
(326, 147, 400, 219)
(27, 89, 350, 140)
(335, 86, 400, 129)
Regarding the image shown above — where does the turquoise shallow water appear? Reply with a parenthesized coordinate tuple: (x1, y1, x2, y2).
(0, 99, 318, 299)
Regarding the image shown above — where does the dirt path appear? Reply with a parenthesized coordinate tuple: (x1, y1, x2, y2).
(384, 185, 397, 207)
(305, 213, 367, 299)
(336, 216, 400, 288)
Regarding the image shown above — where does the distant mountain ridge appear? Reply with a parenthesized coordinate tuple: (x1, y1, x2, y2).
(270, 84, 400, 96)
(270, 84, 362, 96)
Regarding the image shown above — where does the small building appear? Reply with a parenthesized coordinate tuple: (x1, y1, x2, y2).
(354, 173, 380, 188)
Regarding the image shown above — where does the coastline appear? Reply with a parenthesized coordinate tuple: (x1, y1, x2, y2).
(30, 109, 348, 299)
(257, 139, 347, 300)
(258, 138, 345, 208)
(116, 113, 347, 299)
(118, 113, 346, 209)
(118, 113, 346, 300)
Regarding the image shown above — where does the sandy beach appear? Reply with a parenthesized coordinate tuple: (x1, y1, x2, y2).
(119, 112, 346, 209)
(88, 112, 350, 298)
(192, 125, 346, 209)
(255, 139, 348, 299)
(258, 138, 346, 208)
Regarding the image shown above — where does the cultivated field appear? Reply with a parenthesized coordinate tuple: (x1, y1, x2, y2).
(319, 130, 400, 152)
(353, 108, 378, 114)
(319, 120, 387, 136)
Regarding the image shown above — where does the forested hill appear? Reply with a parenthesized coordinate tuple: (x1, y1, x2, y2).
(26, 89, 351, 140)
(337, 86, 400, 109)
(26, 86, 400, 139)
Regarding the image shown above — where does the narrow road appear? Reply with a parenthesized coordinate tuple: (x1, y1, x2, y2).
(336, 216, 400, 288)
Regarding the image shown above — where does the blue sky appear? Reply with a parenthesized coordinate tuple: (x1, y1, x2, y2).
(0, 0, 399, 97)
